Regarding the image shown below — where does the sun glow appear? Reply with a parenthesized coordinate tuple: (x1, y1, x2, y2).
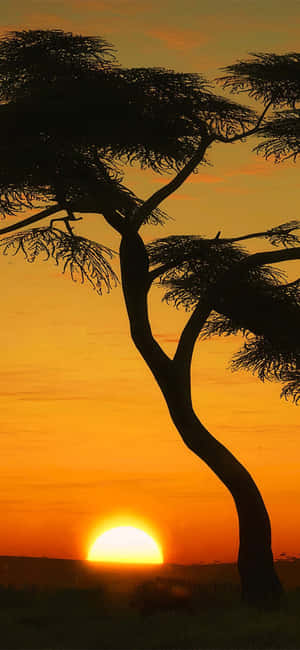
(87, 526, 164, 564)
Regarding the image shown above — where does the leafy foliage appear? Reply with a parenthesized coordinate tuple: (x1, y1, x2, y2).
(219, 53, 300, 107)
(147, 234, 300, 402)
(96, 67, 256, 167)
(0, 29, 256, 220)
(0, 227, 118, 294)
(0, 142, 168, 225)
(232, 335, 300, 404)
(219, 53, 300, 169)
(280, 371, 300, 404)
(0, 29, 116, 103)
(0, 31, 299, 404)
(263, 220, 300, 246)
(219, 52, 300, 180)
(216, 52, 300, 401)
(255, 110, 300, 162)
(147, 234, 283, 308)
(199, 312, 246, 339)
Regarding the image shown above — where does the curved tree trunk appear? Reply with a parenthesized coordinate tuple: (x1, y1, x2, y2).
(162, 379, 283, 607)
(119, 230, 283, 608)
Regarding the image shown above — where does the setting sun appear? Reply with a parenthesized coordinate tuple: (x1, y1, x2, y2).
(87, 526, 164, 564)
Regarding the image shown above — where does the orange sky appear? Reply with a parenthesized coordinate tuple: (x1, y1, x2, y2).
(0, 0, 299, 565)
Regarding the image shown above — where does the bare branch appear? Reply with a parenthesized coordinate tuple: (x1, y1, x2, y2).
(50, 214, 83, 230)
(148, 260, 180, 285)
(132, 132, 214, 231)
(0, 204, 62, 236)
(240, 246, 300, 268)
(102, 209, 127, 235)
(226, 228, 277, 244)
(174, 300, 212, 370)
(224, 221, 300, 247)
(215, 100, 273, 144)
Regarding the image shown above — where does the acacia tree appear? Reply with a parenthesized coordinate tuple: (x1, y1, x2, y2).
(0, 30, 299, 608)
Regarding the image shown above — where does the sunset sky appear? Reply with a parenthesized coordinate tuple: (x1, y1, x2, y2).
(0, 0, 300, 565)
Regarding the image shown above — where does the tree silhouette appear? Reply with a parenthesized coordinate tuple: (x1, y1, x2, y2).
(0, 30, 299, 608)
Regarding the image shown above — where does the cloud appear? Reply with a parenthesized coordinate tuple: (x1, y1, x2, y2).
(234, 161, 275, 177)
(189, 161, 276, 184)
(70, 0, 147, 13)
(147, 27, 209, 52)
(0, 17, 68, 34)
(0, 366, 104, 403)
(166, 193, 197, 201)
(187, 173, 225, 184)
(20, 473, 187, 492)
(154, 334, 179, 343)
(213, 185, 249, 195)
(149, 159, 278, 192)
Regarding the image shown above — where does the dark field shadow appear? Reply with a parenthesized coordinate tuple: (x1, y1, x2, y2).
(0, 557, 299, 649)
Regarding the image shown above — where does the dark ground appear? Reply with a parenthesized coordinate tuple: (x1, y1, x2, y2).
(0, 556, 299, 649)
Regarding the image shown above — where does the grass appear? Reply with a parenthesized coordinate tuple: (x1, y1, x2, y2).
(0, 582, 300, 649)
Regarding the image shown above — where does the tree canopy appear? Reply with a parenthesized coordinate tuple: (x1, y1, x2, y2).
(0, 28, 256, 220)
(220, 52, 300, 161)
(0, 29, 299, 404)
(146, 226, 300, 403)
(219, 52, 300, 106)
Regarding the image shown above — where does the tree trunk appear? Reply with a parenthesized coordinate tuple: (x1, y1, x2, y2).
(119, 231, 283, 609)
(162, 377, 283, 608)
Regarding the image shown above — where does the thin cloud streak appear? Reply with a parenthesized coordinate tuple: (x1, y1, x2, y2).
(147, 27, 210, 52)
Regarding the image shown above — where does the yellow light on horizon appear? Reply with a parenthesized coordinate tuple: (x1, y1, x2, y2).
(87, 526, 163, 564)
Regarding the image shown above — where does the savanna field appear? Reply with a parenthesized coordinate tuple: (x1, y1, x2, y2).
(0, 556, 300, 649)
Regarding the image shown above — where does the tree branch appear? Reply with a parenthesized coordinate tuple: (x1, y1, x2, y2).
(132, 132, 214, 231)
(209, 246, 300, 318)
(147, 232, 278, 287)
(147, 230, 276, 287)
(173, 300, 212, 370)
(224, 228, 279, 244)
(120, 232, 172, 383)
(102, 209, 126, 235)
(148, 260, 181, 285)
(241, 246, 300, 268)
(148, 234, 300, 294)
(171, 244, 300, 373)
(214, 101, 273, 144)
(0, 198, 126, 239)
(166, 244, 300, 372)
(0, 204, 62, 236)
